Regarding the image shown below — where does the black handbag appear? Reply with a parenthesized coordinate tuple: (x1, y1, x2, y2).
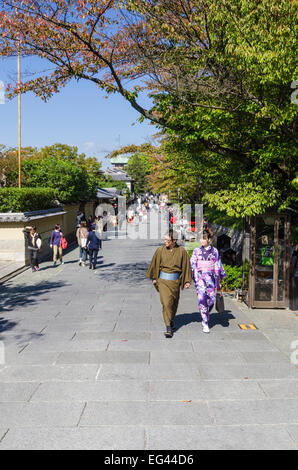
(215, 291, 225, 313)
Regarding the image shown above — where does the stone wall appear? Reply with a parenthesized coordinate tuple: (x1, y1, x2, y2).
(210, 223, 243, 252)
(0, 201, 97, 264)
(0, 209, 66, 264)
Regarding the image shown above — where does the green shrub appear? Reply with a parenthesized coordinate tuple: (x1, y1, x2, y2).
(221, 262, 249, 292)
(221, 265, 243, 291)
(0, 187, 57, 212)
(20, 157, 90, 203)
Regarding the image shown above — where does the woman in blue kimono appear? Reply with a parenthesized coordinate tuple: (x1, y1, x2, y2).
(190, 228, 226, 333)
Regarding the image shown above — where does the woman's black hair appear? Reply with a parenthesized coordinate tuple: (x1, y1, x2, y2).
(202, 227, 214, 240)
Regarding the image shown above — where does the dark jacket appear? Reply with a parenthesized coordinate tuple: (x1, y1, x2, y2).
(23, 229, 41, 251)
(87, 231, 101, 251)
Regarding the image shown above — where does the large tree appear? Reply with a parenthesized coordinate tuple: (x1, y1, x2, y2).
(1, 0, 297, 215)
(0, 142, 104, 201)
(0, 144, 38, 186)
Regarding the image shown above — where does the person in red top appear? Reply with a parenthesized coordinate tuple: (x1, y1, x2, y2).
(170, 215, 177, 225)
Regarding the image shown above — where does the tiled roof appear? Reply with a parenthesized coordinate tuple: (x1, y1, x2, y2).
(105, 169, 134, 182)
(0, 207, 66, 222)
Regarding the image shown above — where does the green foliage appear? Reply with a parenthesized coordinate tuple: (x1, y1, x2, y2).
(140, 0, 298, 216)
(2, 1, 297, 216)
(221, 263, 249, 292)
(203, 207, 244, 230)
(126, 153, 153, 194)
(100, 177, 131, 198)
(187, 242, 201, 258)
(0, 145, 39, 187)
(0, 188, 57, 212)
(221, 265, 244, 292)
(1, 143, 102, 203)
(20, 157, 89, 203)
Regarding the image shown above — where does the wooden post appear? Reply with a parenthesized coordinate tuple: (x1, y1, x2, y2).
(284, 215, 291, 307)
(242, 217, 246, 292)
(249, 216, 256, 308)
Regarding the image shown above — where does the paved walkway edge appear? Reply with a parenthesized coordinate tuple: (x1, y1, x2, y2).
(0, 265, 29, 285)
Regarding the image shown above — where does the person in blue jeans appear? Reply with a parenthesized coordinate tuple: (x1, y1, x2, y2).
(87, 224, 102, 270)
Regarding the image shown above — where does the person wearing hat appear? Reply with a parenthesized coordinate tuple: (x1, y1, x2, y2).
(146, 229, 192, 338)
(87, 223, 102, 270)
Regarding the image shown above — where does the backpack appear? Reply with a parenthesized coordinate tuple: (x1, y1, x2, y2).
(60, 236, 68, 250)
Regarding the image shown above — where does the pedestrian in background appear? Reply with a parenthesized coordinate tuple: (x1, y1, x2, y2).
(23, 225, 42, 272)
(50, 224, 64, 266)
(87, 224, 102, 271)
(94, 216, 103, 249)
(76, 220, 88, 266)
(127, 207, 134, 224)
(180, 215, 188, 245)
(76, 210, 85, 229)
(203, 216, 209, 231)
(87, 215, 94, 230)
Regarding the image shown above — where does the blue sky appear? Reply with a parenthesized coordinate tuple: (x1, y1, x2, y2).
(0, 56, 158, 170)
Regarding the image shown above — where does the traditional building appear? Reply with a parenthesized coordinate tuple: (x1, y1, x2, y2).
(104, 153, 134, 193)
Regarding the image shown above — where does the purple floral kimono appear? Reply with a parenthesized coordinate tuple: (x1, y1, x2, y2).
(190, 245, 226, 326)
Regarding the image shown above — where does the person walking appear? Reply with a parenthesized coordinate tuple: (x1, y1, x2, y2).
(87, 224, 102, 270)
(76, 220, 88, 266)
(190, 227, 226, 333)
(127, 207, 135, 224)
(146, 229, 192, 338)
(87, 215, 94, 231)
(203, 216, 209, 231)
(50, 224, 64, 266)
(94, 216, 103, 242)
(180, 215, 188, 245)
(76, 210, 85, 229)
(23, 226, 42, 272)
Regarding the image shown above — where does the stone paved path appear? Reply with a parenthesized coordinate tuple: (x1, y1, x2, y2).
(0, 261, 27, 283)
(0, 224, 298, 449)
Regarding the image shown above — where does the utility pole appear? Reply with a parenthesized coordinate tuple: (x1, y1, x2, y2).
(18, 38, 21, 188)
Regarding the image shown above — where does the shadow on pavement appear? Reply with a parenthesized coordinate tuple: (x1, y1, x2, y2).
(174, 310, 235, 331)
(96, 262, 148, 285)
(0, 317, 18, 334)
(0, 280, 68, 315)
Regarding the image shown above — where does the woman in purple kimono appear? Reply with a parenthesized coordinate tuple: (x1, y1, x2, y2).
(190, 228, 226, 333)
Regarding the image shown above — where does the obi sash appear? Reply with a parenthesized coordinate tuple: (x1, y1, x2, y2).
(159, 271, 180, 280)
(196, 260, 215, 272)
